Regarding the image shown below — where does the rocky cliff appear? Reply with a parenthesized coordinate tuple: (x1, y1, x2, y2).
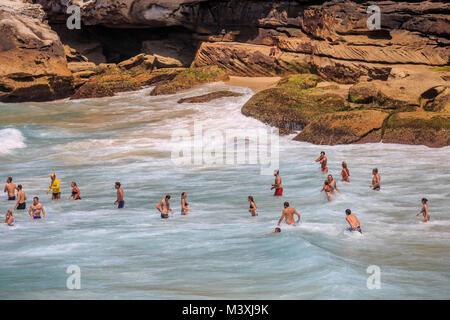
(0, 0, 73, 102)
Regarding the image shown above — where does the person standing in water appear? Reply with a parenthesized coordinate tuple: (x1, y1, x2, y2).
(5, 210, 15, 226)
(4, 177, 17, 201)
(416, 198, 430, 222)
(47, 173, 61, 199)
(327, 174, 342, 194)
(29, 197, 45, 220)
(271, 170, 283, 196)
(14, 184, 26, 210)
(157, 195, 173, 219)
(345, 209, 362, 233)
(248, 196, 257, 216)
(321, 180, 334, 201)
(315, 151, 328, 173)
(341, 162, 350, 182)
(370, 168, 381, 191)
(277, 202, 300, 226)
(68, 182, 81, 200)
(181, 192, 191, 215)
(114, 182, 124, 208)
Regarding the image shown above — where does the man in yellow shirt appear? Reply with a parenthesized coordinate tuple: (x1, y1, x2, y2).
(47, 173, 61, 200)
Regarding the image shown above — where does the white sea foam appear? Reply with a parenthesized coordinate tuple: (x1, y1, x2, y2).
(0, 128, 26, 154)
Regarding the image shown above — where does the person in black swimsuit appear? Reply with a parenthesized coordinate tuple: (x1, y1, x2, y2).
(248, 196, 258, 216)
(68, 182, 81, 200)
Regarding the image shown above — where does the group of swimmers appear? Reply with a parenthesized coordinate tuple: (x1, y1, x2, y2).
(3, 151, 431, 230)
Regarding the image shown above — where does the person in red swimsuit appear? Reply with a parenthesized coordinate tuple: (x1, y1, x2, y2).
(271, 170, 283, 196)
(315, 151, 328, 173)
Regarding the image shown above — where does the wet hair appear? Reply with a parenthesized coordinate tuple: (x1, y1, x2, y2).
(33, 196, 39, 201)
(72, 182, 77, 186)
(165, 195, 171, 199)
(115, 182, 121, 187)
(7, 210, 12, 216)
(324, 180, 329, 186)
(181, 192, 186, 197)
(274, 170, 279, 175)
(17, 184, 22, 190)
(373, 168, 378, 173)
(342, 161, 347, 169)
(345, 209, 351, 215)
(275, 227, 281, 233)
(248, 196, 254, 202)
(7, 177, 12, 182)
(320, 151, 325, 155)
(284, 201, 289, 208)
(422, 198, 428, 203)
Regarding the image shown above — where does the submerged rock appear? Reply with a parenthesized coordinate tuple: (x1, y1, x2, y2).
(177, 91, 243, 103)
(150, 66, 229, 96)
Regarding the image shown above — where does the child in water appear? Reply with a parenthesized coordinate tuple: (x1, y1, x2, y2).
(5, 210, 15, 226)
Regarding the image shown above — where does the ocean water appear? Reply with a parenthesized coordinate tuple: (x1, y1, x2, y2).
(0, 83, 449, 299)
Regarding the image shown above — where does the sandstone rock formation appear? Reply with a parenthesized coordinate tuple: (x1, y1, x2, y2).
(0, 0, 73, 102)
(177, 91, 243, 103)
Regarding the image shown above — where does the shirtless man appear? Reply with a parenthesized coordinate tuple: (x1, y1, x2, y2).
(156, 195, 173, 219)
(4, 177, 17, 201)
(277, 202, 300, 226)
(47, 173, 61, 199)
(271, 170, 283, 196)
(5, 210, 15, 226)
(370, 168, 381, 191)
(15, 184, 26, 210)
(345, 209, 362, 233)
(28, 197, 46, 220)
(315, 151, 328, 173)
(114, 182, 124, 209)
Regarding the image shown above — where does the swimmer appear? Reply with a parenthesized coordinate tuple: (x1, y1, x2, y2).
(157, 195, 173, 219)
(315, 151, 328, 173)
(370, 168, 381, 191)
(248, 196, 258, 216)
(28, 197, 45, 220)
(341, 161, 350, 182)
(114, 182, 124, 208)
(181, 192, 192, 215)
(14, 184, 26, 210)
(5, 210, 15, 226)
(345, 209, 362, 233)
(271, 170, 283, 196)
(47, 173, 61, 199)
(270, 227, 281, 234)
(416, 198, 430, 222)
(327, 174, 342, 194)
(321, 180, 334, 201)
(277, 202, 300, 226)
(68, 182, 81, 200)
(4, 177, 17, 201)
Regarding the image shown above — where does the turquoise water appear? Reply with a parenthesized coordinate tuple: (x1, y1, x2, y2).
(0, 84, 449, 299)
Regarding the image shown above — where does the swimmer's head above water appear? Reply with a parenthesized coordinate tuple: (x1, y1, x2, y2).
(284, 201, 289, 208)
(274, 227, 281, 233)
(346, 209, 351, 215)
